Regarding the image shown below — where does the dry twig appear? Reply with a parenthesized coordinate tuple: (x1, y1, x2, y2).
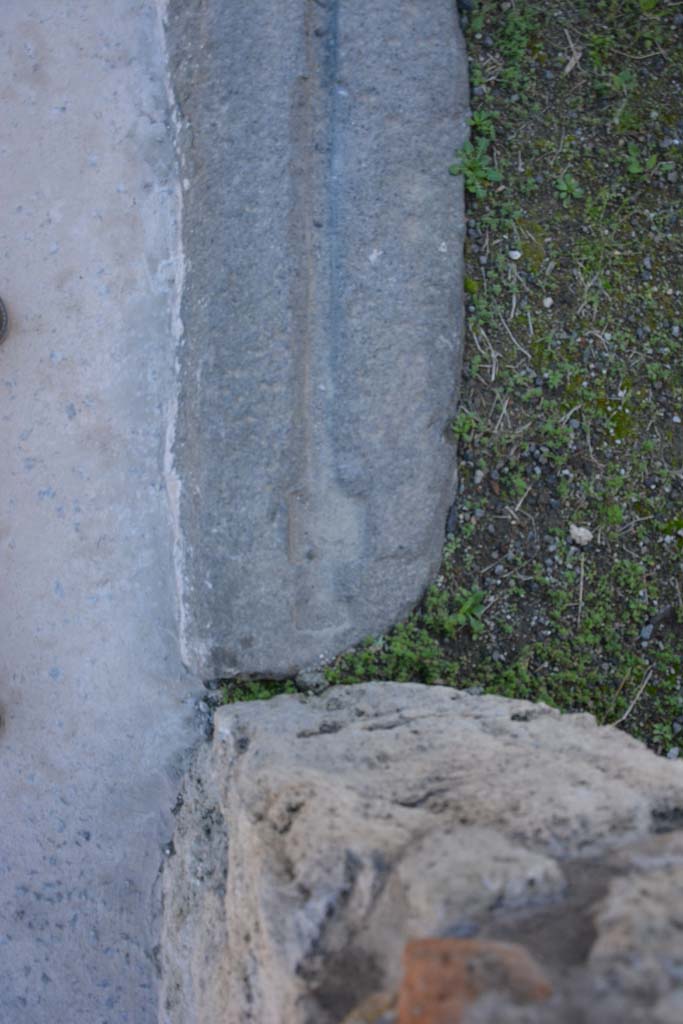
(612, 668, 654, 728)
(499, 312, 532, 361)
(563, 29, 583, 76)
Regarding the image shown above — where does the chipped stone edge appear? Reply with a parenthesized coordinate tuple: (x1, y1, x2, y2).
(156, 0, 193, 671)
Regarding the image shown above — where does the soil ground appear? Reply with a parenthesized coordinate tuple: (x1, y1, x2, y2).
(225, 0, 683, 757)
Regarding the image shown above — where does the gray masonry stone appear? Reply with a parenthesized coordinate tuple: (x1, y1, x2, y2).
(160, 684, 683, 1024)
(0, 4, 202, 1022)
(165, 0, 469, 678)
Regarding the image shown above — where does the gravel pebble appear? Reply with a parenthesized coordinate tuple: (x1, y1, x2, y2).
(570, 524, 594, 547)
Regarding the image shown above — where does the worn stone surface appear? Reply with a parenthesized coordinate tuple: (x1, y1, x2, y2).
(464, 834, 683, 1023)
(163, 0, 469, 678)
(0, 4, 202, 1022)
(588, 862, 683, 1002)
(159, 682, 683, 1024)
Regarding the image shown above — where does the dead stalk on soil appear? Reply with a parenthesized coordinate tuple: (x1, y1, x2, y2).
(612, 668, 654, 728)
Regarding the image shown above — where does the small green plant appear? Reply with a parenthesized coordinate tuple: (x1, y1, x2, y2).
(652, 721, 674, 752)
(449, 138, 503, 199)
(555, 172, 584, 206)
(423, 586, 487, 639)
(610, 67, 636, 96)
(626, 142, 657, 175)
(452, 587, 487, 637)
(469, 109, 497, 140)
(452, 409, 482, 441)
(497, 2, 541, 93)
(624, 142, 673, 177)
(325, 623, 453, 686)
(221, 678, 296, 703)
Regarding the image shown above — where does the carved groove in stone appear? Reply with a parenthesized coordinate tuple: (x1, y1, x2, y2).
(166, 0, 469, 677)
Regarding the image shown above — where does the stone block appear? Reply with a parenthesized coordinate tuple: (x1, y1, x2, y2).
(159, 683, 683, 1023)
(164, 0, 469, 677)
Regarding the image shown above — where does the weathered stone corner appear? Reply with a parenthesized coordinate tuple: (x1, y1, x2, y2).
(160, 683, 683, 1024)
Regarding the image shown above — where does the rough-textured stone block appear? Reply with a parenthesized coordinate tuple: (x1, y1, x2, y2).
(165, 0, 469, 677)
(159, 683, 683, 1024)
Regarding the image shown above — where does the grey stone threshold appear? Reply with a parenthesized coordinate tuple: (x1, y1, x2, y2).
(165, 0, 469, 678)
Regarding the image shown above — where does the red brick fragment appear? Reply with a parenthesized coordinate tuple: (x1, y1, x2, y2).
(397, 938, 552, 1024)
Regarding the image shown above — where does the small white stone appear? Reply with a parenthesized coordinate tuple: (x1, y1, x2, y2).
(508, 249, 522, 261)
(474, 469, 485, 485)
(542, 296, 553, 309)
(570, 524, 593, 547)
(673, 415, 681, 424)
